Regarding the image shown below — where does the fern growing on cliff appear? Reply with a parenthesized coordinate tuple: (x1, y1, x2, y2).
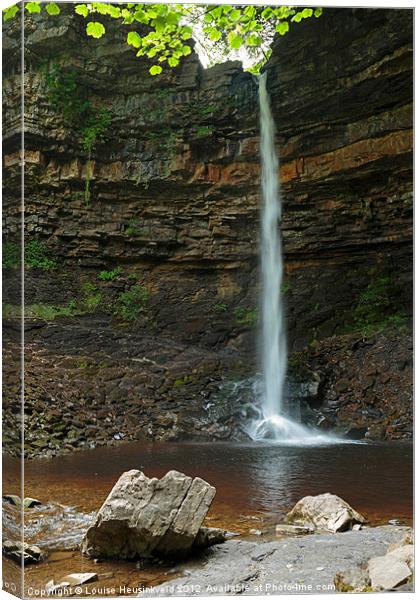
(353, 275, 407, 337)
(44, 64, 112, 205)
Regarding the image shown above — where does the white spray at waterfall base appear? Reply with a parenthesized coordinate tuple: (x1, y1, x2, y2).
(249, 73, 338, 445)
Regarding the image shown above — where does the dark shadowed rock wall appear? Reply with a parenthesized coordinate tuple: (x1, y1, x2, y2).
(2, 7, 413, 454)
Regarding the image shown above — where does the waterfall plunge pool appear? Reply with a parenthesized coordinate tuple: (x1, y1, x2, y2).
(2, 440, 412, 596)
(4, 439, 413, 530)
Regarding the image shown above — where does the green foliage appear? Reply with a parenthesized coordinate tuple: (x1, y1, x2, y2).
(281, 282, 291, 294)
(82, 293, 102, 312)
(149, 65, 163, 76)
(197, 104, 217, 116)
(45, 3, 60, 17)
(213, 302, 228, 313)
(4, 3, 323, 75)
(45, 65, 90, 122)
(75, 4, 89, 18)
(44, 65, 112, 204)
(24, 240, 53, 269)
(77, 359, 89, 369)
(80, 106, 112, 155)
(143, 128, 171, 141)
(115, 285, 149, 321)
(351, 273, 407, 337)
(86, 21, 105, 38)
(174, 375, 193, 387)
(195, 125, 214, 138)
(3, 4, 18, 21)
(80, 282, 102, 312)
(198, 4, 322, 72)
(98, 267, 122, 281)
(185, 99, 217, 117)
(2, 242, 20, 269)
(45, 65, 112, 146)
(24, 240, 57, 270)
(3, 303, 78, 321)
(2, 304, 19, 319)
(126, 220, 142, 236)
(25, 2, 41, 14)
(69, 191, 86, 203)
(26, 303, 74, 320)
(234, 307, 258, 326)
(80, 106, 112, 205)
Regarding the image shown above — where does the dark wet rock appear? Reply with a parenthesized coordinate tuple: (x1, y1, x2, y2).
(2, 495, 21, 507)
(365, 424, 386, 440)
(82, 470, 216, 559)
(296, 330, 413, 441)
(23, 497, 43, 509)
(2, 540, 46, 564)
(345, 427, 368, 440)
(193, 527, 227, 550)
(286, 493, 366, 533)
(2, 495, 43, 509)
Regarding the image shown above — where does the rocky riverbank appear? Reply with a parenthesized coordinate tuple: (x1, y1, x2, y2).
(2, 316, 413, 459)
(2, 468, 414, 597)
(144, 526, 414, 596)
(294, 327, 413, 440)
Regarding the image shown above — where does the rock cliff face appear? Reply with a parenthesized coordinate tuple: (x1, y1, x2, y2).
(2, 7, 413, 455)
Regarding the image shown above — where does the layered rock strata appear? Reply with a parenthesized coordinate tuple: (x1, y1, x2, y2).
(2, 8, 413, 452)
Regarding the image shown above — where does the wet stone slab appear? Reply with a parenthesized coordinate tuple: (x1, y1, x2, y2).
(141, 526, 412, 596)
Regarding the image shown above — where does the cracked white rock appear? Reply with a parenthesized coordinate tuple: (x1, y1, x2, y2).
(81, 470, 215, 559)
(287, 493, 366, 533)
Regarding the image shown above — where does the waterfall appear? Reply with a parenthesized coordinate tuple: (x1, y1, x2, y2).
(259, 71, 287, 418)
(248, 73, 337, 444)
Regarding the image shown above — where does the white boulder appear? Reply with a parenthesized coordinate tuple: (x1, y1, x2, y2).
(287, 493, 366, 533)
(81, 469, 216, 559)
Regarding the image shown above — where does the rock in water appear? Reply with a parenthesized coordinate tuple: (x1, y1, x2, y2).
(287, 493, 366, 533)
(2, 495, 22, 507)
(81, 470, 216, 559)
(2, 540, 46, 564)
(193, 527, 227, 549)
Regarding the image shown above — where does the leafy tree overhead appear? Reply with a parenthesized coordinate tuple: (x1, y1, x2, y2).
(3, 2, 322, 75)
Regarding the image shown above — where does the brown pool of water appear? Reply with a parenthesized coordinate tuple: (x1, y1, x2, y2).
(2, 440, 413, 596)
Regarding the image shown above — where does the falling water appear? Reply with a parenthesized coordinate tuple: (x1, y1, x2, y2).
(259, 71, 287, 418)
(249, 73, 338, 444)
